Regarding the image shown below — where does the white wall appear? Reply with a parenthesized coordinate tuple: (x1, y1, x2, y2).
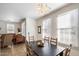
(26, 17, 37, 41)
(21, 20, 26, 36)
(0, 21, 6, 34)
(78, 9, 79, 47)
(0, 20, 21, 34)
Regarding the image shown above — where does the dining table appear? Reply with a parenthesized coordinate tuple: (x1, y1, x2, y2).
(29, 41, 65, 56)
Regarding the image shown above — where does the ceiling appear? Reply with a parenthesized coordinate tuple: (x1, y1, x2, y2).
(0, 3, 68, 22)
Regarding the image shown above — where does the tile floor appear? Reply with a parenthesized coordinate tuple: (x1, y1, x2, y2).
(0, 43, 26, 56)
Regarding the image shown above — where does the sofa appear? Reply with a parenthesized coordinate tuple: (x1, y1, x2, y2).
(12, 34, 25, 44)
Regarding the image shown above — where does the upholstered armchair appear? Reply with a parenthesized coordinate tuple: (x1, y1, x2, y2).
(5, 34, 14, 46)
(0, 34, 14, 48)
(0, 34, 7, 48)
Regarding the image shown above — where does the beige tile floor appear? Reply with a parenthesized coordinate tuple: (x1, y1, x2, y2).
(0, 43, 26, 56)
(0, 43, 79, 56)
(70, 49, 79, 56)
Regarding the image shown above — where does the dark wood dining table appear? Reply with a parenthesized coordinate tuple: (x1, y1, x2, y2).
(29, 42, 65, 56)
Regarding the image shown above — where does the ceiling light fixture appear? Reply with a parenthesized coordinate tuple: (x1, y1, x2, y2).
(36, 3, 51, 15)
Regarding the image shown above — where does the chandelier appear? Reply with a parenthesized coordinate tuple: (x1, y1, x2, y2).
(36, 3, 51, 15)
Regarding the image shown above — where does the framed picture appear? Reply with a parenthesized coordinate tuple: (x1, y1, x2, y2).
(38, 26, 41, 34)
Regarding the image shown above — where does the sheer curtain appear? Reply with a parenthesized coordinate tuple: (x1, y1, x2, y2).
(57, 9, 79, 47)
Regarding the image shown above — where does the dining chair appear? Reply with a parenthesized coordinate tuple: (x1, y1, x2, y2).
(25, 41, 39, 56)
(50, 36, 57, 46)
(44, 36, 50, 43)
(64, 44, 72, 56)
(28, 35, 34, 43)
(26, 44, 33, 56)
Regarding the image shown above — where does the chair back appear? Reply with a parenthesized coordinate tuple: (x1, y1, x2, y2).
(28, 35, 34, 43)
(64, 44, 72, 56)
(50, 37, 57, 46)
(44, 36, 50, 43)
(3, 34, 13, 46)
(26, 44, 33, 56)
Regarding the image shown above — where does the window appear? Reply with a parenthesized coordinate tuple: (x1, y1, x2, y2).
(57, 9, 79, 47)
(7, 24, 15, 33)
(57, 13, 71, 45)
